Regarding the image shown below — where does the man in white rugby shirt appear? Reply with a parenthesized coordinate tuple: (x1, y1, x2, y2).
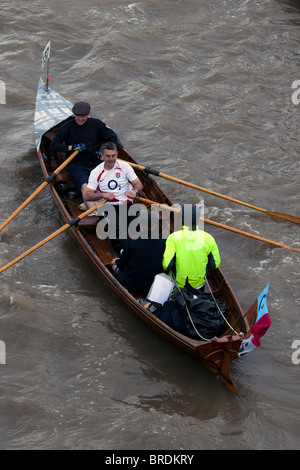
(84, 142, 143, 251)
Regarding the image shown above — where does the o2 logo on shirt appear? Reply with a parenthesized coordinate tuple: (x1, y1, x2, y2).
(108, 179, 121, 191)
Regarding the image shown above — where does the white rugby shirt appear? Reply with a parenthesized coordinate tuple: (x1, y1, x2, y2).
(87, 160, 138, 204)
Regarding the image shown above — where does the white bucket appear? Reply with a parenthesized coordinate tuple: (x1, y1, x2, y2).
(147, 273, 175, 305)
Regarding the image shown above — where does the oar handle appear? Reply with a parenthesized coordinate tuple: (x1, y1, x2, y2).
(0, 150, 79, 233)
(0, 200, 105, 275)
(136, 196, 300, 253)
(51, 149, 79, 175)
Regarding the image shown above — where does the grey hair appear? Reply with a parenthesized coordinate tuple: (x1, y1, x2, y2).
(101, 142, 118, 152)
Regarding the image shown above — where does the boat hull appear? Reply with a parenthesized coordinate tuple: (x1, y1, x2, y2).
(35, 80, 251, 394)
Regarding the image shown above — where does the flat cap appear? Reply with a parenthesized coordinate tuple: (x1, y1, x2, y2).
(72, 101, 91, 115)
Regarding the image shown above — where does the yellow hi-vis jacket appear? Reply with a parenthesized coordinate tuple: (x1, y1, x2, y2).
(162, 226, 221, 288)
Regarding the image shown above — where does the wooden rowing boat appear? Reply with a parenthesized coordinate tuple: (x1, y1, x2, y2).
(34, 77, 271, 394)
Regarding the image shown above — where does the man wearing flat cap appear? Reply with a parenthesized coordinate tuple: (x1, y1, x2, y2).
(50, 101, 118, 209)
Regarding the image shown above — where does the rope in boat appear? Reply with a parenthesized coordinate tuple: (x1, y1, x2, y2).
(171, 274, 214, 342)
(173, 273, 243, 340)
(204, 275, 243, 337)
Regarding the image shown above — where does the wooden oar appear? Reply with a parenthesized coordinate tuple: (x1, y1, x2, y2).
(120, 159, 300, 225)
(136, 196, 300, 254)
(0, 150, 79, 233)
(0, 200, 105, 275)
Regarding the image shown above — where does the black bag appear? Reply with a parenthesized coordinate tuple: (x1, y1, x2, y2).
(153, 299, 187, 335)
(175, 281, 228, 340)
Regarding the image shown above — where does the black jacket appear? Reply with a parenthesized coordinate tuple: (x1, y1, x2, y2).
(116, 236, 166, 292)
(49, 117, 118, 167)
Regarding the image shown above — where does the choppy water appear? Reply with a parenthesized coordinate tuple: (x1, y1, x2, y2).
(0, 0, 299, 450)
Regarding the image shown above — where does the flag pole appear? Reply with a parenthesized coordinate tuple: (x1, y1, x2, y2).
(46, 55, 50, 91)
(42, 41, 51, 91)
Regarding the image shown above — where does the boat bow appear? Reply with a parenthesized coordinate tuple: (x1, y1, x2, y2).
(34, 78, 73, 150)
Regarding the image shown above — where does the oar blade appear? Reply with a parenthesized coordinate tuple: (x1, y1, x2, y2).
(267, 211, 300, 225)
